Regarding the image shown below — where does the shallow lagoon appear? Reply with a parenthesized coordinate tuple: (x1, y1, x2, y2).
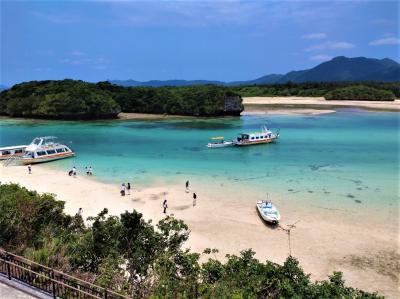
(1, 109, 398, 210)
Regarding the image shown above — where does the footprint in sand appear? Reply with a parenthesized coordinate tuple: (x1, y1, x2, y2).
(173, 205, 191, 211)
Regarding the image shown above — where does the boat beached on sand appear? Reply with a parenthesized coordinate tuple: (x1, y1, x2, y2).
(235, 126, 279, 146)
(20, 136, 75, 164)
(207, 136, 233, 148)
(256, 200, 281, 224)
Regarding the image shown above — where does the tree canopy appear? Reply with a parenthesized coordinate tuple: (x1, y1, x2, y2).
(0, 80, 244, 119)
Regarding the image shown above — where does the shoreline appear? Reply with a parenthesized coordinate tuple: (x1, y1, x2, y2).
(0, 164, 398, 298)
(243, 97, 400, 113)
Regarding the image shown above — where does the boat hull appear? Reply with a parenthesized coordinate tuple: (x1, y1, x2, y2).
(207, 141, 233, 148)
(235, 137, 277, 146)
(21, 152, 75, 164)
(256, 202, 281, 224)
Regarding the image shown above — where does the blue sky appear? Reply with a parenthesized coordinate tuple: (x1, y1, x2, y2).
(1, 0, 399, 86)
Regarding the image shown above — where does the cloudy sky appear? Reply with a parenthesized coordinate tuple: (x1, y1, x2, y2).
(1, 0, 399, 85)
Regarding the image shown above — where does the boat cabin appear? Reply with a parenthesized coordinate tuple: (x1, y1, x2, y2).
(0, 145, 27, 160)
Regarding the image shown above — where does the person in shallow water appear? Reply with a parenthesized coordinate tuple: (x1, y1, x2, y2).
(163, 199, 168, 214)
(127, 182, 131, 195)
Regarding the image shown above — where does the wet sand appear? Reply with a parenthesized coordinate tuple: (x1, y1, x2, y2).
(243, 97, 400, 114)
(0, 165, 398, 298)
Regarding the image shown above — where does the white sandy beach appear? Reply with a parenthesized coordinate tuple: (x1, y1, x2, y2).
(0, 165, 399, 298)
(243, 97, 400, 114)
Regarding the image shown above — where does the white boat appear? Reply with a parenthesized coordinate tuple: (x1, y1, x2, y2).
(21, 136, 75, 164)
(0, 145, 27, 160)
(256, 200, 281, 224)
(207, 137, 233, 148)
(235, 126, 279, 146)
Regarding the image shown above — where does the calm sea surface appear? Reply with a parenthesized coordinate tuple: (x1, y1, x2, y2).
(1, 109, 399, 210)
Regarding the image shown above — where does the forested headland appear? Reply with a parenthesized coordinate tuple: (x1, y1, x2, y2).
(0, 183, 382, 298)
(0, 80, 243, 120)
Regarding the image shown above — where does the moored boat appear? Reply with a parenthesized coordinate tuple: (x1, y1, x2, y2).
(256, 200, 281, 224)
(235, 126, 279, 146)
(207, 137, 233, 148)
(0, 145, 27, 160)
(21, 136, 75, 164)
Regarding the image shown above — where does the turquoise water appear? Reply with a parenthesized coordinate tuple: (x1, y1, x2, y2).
(1, 109, 399, 209)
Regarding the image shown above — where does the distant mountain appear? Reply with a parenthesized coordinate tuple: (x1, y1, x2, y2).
(278, 56, 400, 83)
(109, 56, 400, 87)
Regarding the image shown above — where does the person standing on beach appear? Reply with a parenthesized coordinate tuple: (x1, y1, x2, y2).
(163, 199, 168, 214)
(127, 182, 131, 195)
(193, 192, 197, 207)
(72, 166, 77, 178)
(28, 164, 32, 174)
(89, 166, 93, 175)
(185, 180, 190, 193)
(85, 166, 89, 175)
(121, 183, 126, 196)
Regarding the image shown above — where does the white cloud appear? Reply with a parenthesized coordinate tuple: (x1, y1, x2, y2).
(305, 41, 355, 51)
(369, 37, 400, 46)
(310, 54, 332, 62)
(302, 33, 327, 40)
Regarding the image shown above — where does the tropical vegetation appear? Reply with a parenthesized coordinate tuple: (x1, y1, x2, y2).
(324, 85, 395, 101)
(0, 80, 243, 119)
(231, 82, 399, 99)
(0, 183, 382, 298)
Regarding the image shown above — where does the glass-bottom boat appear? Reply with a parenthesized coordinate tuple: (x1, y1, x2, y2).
(235, 126, 279, 146)
(21, 136, 75, 164)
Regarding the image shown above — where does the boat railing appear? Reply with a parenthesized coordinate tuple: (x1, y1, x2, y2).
(3, 155, 21, 167)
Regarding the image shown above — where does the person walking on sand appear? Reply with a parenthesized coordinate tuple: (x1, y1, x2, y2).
(163, 199, 168, 214)
(120, 183, 126, 196)
(85, 166, 89, 175)
(185, 180, 190, 193)
(127, 182, 131, 195)
(28, 164, 32, 174)
(193, 192, 197, 207)
(72, 166, 77, 178)
(89, 166, 93, 176)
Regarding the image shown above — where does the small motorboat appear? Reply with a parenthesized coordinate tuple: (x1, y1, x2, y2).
(207, 137, 233, 148)
(256, 200, 281, 224)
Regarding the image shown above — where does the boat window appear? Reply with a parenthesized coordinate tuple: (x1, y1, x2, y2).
(255, 136, 259, 139)
(36, 151, 46, 156)
(56, 148, 65, 153)
(14, 149, 23, 154)
(46, 149, 56, 154)
(2, 150, 11, 155)
(251, 137, 254, 140)
(33, 139, 41, 145)
(63, 148, 69, 152)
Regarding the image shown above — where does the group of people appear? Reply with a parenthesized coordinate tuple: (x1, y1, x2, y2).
(85, 166, 93, 175)
(163, 181, 197, 214)
(120, 182, 131, 196)
(68, 166, 77, 177)
(68, 166, 93, 177)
